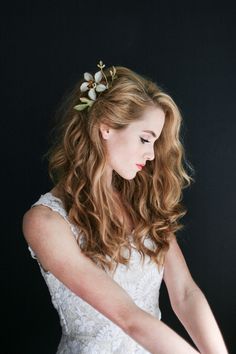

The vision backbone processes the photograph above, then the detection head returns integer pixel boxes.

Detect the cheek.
[109,135,132,154]
[114,145,138,173]
[118,140,137,159]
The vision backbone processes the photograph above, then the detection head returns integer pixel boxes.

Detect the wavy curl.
[44,65,195,274]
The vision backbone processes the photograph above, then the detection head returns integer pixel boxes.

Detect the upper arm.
[22,207,138,332]
[163,235,199,309]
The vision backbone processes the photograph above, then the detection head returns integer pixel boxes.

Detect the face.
[100,106,165,188]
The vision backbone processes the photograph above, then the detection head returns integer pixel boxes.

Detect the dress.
[28,192,164,354]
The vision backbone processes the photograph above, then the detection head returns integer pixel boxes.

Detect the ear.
[99,123,111,140]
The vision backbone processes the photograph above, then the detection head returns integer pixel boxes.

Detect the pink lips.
[136,164,143,170]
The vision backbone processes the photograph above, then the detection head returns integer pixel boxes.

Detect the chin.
[116,170,137,180]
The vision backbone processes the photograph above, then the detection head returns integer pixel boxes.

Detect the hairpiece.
[73,60,117,111]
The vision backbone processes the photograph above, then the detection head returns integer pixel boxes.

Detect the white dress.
[28,192,164,354]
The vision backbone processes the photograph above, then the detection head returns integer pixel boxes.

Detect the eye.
[140,137,150,144]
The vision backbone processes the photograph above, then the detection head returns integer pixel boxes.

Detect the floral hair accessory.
[74,60,117,111]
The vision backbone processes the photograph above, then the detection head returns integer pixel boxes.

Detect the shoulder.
[22,204,70,241]
[22,204,81,270]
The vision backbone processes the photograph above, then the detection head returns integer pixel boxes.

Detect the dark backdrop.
[2,1,235,354]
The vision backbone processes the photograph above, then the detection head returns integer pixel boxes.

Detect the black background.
[2,1,236,353]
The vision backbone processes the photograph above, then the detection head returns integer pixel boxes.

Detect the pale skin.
[22,106,228,353]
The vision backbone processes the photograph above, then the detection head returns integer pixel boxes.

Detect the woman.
[22,61,228,353]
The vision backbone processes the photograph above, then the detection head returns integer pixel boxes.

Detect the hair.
[43,64,195,274]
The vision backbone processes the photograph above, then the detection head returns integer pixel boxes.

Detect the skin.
[99,105,165,189]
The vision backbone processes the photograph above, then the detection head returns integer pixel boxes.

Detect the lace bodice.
[28,192,164,353]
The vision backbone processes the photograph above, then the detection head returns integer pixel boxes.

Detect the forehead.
[128,106,165,134]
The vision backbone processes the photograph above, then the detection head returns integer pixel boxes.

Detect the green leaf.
[87,100,94,107]
[74,104,88,111]
[80,97,91,103]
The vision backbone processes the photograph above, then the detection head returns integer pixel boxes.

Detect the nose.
[144,146,155,161]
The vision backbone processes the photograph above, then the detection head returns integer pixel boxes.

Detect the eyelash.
[140,137,150,144]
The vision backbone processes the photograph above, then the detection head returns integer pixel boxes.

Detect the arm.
[22,207,199,354]
[163,236,229,354]
[174,288,228,354]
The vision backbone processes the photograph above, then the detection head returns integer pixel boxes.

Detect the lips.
[136,164,144,170]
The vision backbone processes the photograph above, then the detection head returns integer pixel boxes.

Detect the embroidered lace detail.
[27,192,164,353]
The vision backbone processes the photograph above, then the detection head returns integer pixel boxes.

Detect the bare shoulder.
[22,204,71,242]
[22,204,82,273]
[23,204,56,227]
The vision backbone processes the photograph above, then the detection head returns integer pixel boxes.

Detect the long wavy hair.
[44,65,195,274]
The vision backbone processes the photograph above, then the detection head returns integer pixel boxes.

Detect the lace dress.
[28,192,164,354]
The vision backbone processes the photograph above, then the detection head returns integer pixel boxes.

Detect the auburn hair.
[44,65,195,274]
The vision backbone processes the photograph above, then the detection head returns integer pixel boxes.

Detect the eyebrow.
[142,130,157,138]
